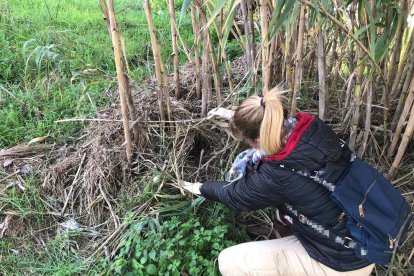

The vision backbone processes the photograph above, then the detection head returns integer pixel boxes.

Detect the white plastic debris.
[59,218,82,230]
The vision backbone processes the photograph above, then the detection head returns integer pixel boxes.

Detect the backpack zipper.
[388,234,397,249]
[358,180,376,218]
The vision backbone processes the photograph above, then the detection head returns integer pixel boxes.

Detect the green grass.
[0,175,45,220]
[0,0,193,148]
[0,232,103,275]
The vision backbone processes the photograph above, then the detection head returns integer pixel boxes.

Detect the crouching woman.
[183,87,375,275]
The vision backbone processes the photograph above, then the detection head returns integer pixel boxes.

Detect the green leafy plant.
[107,206,240,276]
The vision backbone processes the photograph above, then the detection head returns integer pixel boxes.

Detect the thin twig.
[60,153,87,216]
[0,170,21,184]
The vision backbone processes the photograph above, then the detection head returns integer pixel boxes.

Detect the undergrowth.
[106,203,245,276]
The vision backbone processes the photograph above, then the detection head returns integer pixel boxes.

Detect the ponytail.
[230,86,287,155]
[259,86,286,154]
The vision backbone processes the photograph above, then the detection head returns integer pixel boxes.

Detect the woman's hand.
[207,107,234,120]
[181,181,202,195]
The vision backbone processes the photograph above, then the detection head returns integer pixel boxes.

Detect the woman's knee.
[218,247,232,268]
[218,247,243,276]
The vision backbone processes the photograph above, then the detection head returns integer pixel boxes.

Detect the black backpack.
[283,151,412,265]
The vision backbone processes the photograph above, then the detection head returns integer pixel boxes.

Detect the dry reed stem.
[259,0,270,93]
[290,4,305,115]
[144,0,168,121]
[218,10,234,92]
[316,24,328,120]
[190,4,202,99]
[358,80,373,158]
[241,0,255,89]
[197,1,212,116]
[207,32,222,105]
[388,76,414,158]
[391,46,414,131]
[349,35,366,150]
[106,0,133,163]
[60,153,86,216]
[387,0,407,91]
[168,0,181,99]
[390,29,413,101]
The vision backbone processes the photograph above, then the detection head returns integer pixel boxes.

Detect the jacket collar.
[262,112,315,161]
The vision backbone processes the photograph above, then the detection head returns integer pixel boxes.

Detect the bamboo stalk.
[144,0,172,121]
[386,0,407,90]
[100,0,142,148]
[290,4,305,115]
[260,0,271,93]
[172,21,192,63]
[196,1,211,116]
[207,31,222,105]
[168,0,180,99]
[391,47,414,131]
[388,76,414,158]
[247,0,256,89]
[216,8,234,92]
[316,23,328,120]
[390,29,413,100]
[349,4,370,150]
[105,0,133,162]
[204,2,223,105]
[286,25,296,101]
[241,0,255,89]
[331,24,340,105]
[349,47,365,150]
[190,4,201,99]
[217,9,224,63]
[387,99,414,179]
[358,80,372,157]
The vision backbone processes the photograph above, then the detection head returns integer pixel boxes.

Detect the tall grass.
[0,0,193,148]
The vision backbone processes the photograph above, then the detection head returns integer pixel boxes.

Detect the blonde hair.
[230,86,287,155]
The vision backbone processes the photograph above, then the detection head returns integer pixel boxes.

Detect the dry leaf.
[27,136,47,145]
[0,215,13,238]
[20,164,32,175]
[3,159,13,167]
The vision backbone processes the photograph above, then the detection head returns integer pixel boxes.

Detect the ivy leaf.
[149,249,156,261]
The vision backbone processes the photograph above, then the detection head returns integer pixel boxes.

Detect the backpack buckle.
[343,237,355,249]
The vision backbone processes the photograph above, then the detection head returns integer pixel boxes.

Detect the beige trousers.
[218,236,374,276]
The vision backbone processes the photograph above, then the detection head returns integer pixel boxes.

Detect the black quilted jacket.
[200,113,372,271]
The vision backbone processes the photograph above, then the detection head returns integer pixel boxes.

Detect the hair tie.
[260,98,265,108]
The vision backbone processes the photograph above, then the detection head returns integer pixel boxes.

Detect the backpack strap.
[285,203,367,256]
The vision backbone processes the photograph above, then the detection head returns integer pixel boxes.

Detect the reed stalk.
[105,0,133,162]
[168,0,181,99]
[196,1,212,116]
[144,0,172,121]
[259,0,271,93]
[387,98,414,179]
[388,76,414,158]
[290,4,305,115]
[316,23,328,120]
[190,3,202,99]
